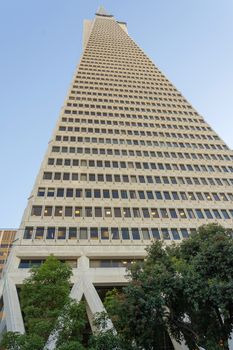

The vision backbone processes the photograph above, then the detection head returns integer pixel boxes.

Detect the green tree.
[1,256,88,350]
[177,224,233,350]
[102,224,233,350]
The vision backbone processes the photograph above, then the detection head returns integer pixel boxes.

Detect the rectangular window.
[132,228,140,240]
[65,207,73,217]
[151,208,159,218]
[180,229,189,238]
[47,188,55,197]
[169,209,178,219]
[129,190,136,199]
[66,189,73,198]
[114,208,121,218]
[104,208,112,217]
[112,190,119,198]
[38,188,45,197]
[178,209,187,218]
[31,206,42,216]
[171,229,180,240]
[76,189,82,198]
[151,228,160,240]
[147,191,154,200]
[111,227,119,240]
[221,210,230,219]
[187,209,195,218]
[68,227,77,240]
[138,191,145,199]
[142,208,150,218]
[55,206,63,217]
[43,172,52,180]
[80,227,88,239]
[57,188,64,197]
[196,209,204,219]
[95,207,102,217]
[164,192,171,200]
[155,191,162,200]
[101,227,109,240]
[74,207,82,217]
[213,209,222,219]
[54,172,61,180]
[142,228,150,240]
[121,228,130,240]
[63,173,70,181]
[44,206,52,217]
[94,189,101,198]
[204,209,213,219]
[35,227,44,239]
[47,227,55,239]
[161,228,170,240]
[85,189,92,198]
[89,174,95,182]
[160,209,169,218]
[57,227,66,239]
[103,190,110,198]
[85,207,92,217]
[123,208,131,218]
[90,227,98,240]
[172,192,179,200]
[133,208,140,218]
[72,173,79,181]
[24,227,33,239]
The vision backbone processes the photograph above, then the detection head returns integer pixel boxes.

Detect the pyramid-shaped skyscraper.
[1,8,233,349]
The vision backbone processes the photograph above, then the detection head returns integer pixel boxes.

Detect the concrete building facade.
[1,7,233,349]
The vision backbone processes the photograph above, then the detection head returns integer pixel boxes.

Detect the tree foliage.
[1,256,88,350]
[102,224,233,350]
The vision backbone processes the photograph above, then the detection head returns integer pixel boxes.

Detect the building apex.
[96,5,113,17]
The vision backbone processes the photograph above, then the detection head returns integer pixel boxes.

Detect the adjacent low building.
[0,230,16,277]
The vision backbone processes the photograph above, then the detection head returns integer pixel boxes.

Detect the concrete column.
[70,281,84,302]
[171,338,190,350]
[3,277,25,334]
[82,277,113,332]
[45,280,84,350]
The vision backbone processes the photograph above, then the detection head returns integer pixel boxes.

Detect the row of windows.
[77,67,178,86]
[66,98,198,114]
[31,205,233,220]
[19,259,77,269]
[69,94,191,110]
[65,104,204,123]
[54,134,227,151]
[60,119,217,143]
[37,187,233,202]
[23,225,192,241]
[42,171,233,187]
[18,258,142,269]
[48,155,233,174]
[61,116,210,132]
[50,144,233,161]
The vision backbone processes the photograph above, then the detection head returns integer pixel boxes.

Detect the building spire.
[96,5,113,17]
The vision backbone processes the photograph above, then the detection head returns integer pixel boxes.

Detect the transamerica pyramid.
[1,7,233,350]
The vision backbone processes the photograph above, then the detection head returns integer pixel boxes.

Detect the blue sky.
[0,0,233,228]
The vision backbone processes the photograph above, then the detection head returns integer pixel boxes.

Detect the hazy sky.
[0,0,232,228]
